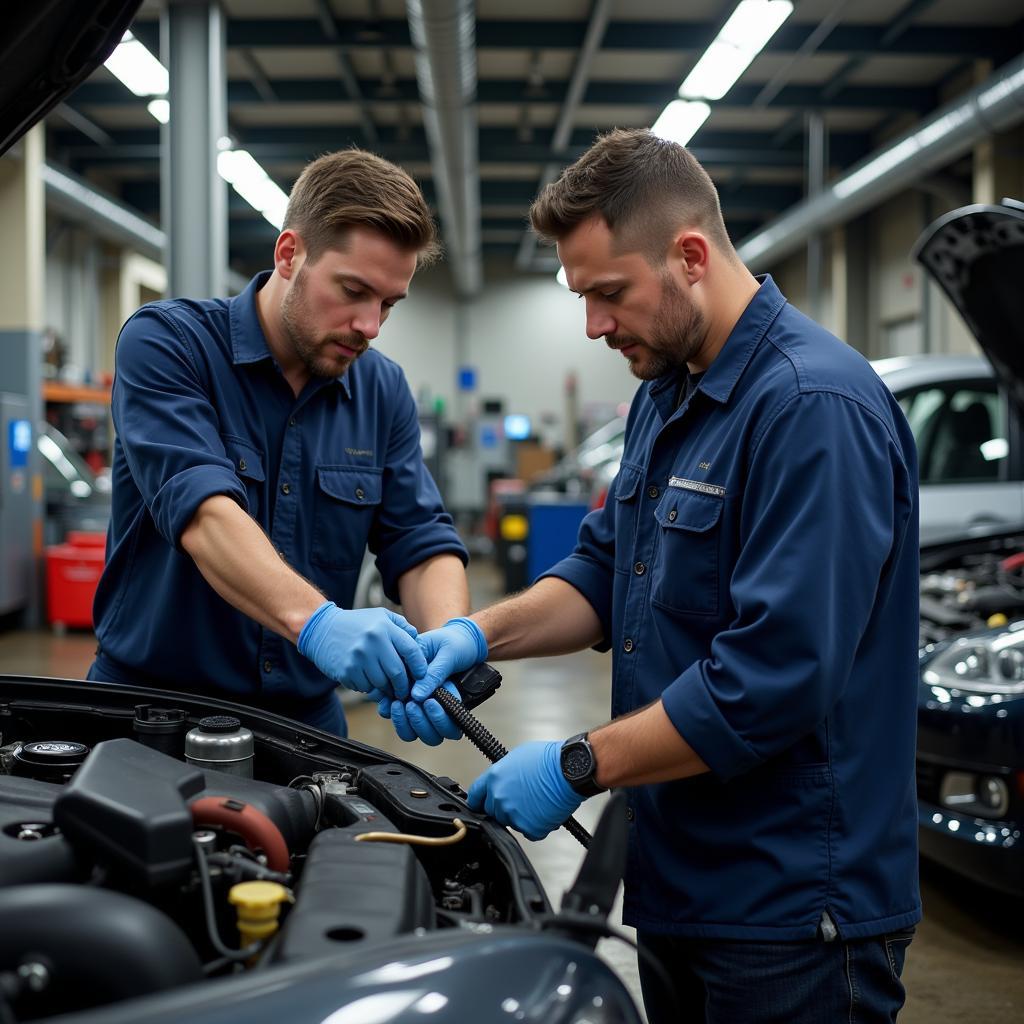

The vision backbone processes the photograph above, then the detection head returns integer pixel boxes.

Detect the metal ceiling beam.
[771,0,938,149]
[168,18,1006,56]
[516,0,612,271]
[71,78,939,113]
[314,0,378,146]
[737,50,1024,271]
[406,0,481,297]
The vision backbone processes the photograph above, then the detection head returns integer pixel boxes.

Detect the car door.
[896,380,1024,543]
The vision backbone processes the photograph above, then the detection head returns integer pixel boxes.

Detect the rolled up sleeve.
[371,378,468,600]
[114,307,246,547]
[661,390,915,780]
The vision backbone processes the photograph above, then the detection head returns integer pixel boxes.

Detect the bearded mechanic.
[87,150,469,736]
[385,130,921,1023]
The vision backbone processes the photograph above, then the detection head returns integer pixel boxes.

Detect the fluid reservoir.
[185,716,254,778]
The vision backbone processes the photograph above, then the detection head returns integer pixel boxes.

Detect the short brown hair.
[530,128,734,263]
[284,149,441,266]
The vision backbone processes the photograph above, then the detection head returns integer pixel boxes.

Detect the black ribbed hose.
[431,686,592,848]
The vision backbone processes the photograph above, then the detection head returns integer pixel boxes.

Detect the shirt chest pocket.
[221,435,266,521]
[612,463,643,574]
[652,488,723,616]
[312,466,383,570]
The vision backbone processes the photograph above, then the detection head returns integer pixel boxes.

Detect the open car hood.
[0,0,141,156]
[914,198,1024,411]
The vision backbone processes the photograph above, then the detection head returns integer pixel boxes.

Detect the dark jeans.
[637,928,914,1024]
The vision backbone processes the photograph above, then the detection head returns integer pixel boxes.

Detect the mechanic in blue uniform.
[385,130,921,1022]
[88,150,470,737]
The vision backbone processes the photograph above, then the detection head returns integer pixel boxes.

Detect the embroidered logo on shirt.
[698,461,712,471]
[669,476,726,497]
[345,447,374,457]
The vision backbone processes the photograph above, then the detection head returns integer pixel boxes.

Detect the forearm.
[180,495,323,643]
[589,700,709,788]
[396,554,470,630]
[472,577,603,660]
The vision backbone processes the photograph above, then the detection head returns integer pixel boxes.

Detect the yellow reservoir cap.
[988,613,1009,629]
[228,881,292,946]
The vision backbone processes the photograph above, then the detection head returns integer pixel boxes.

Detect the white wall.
[376,263,640,445]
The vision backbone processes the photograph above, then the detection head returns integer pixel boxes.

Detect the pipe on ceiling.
[406,0,481,297]
[737,52,1024,271]
[42,162,248,293]
[515,0,613,272]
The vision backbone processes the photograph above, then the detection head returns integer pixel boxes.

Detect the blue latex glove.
[297,601,427,700]
[467,740,583,841]
[377,682,464,746]
[378,617,488,745]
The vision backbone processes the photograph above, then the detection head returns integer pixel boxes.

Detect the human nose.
[585,299,616,340]
[351,303,382,341]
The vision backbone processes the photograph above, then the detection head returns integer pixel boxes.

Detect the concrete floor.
[3,561,1024,1021]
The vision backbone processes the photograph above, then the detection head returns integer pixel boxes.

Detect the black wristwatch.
[560,733,606,797]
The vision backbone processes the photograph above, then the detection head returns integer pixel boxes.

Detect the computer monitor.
[504,414,531,441]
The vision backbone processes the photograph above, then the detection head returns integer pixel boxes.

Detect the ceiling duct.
[42,161,247,292]
[406,0,481,297]
[737,51,1024,271]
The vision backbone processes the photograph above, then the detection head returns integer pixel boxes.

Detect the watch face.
[561,745,592,781]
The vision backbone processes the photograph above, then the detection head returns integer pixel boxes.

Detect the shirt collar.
[649,274,786,410]
[228,271,352,398]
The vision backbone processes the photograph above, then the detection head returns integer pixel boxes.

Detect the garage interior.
[3,0,1024,1020]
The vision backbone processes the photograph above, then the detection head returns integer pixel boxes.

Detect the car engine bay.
[0,682,551,1022]
[919,532,1024,646]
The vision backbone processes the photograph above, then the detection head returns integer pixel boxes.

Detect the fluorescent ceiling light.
[680,1,793,101]
[103,31,288,231]
[556,266,569,288]
[104,31,168,97]
[652,100,712,146]
[147,98,170,124]
[217,148,289,229]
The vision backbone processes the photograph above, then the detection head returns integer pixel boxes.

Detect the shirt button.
[668,509,678,522]
[623,638,634,653]
[647,485,659,499]
[634,561,646,576]
[263,660,272,674]
[355,487,365,500]
[288,417,297,427]
[626,806,635,822]
[238,458,247,472]
[281,483,290,495]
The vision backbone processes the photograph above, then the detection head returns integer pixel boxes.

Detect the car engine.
[0,699,544,1022]
[919,534,1024,645]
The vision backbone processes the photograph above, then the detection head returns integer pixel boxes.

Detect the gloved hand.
[378,682,464,746]
[297,601,427,700]
[377,617,488,745]
[467,740,583,841]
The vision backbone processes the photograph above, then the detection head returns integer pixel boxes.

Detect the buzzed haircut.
[284,149,441,266]
[529,128,735,264]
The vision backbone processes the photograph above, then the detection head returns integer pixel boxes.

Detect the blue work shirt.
[544,276,922,940]
[91,272,467,710]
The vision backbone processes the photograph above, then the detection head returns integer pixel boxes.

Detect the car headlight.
[922,627,1024,694]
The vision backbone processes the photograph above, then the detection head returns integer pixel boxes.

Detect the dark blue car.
[913,201,1024,895]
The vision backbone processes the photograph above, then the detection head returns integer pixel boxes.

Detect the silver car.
[873,355,1018,544]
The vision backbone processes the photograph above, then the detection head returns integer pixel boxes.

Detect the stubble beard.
[610,274,708,381]
[280,267,367,379]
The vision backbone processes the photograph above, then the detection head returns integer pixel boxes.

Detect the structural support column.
[0,127,46,624]
[805,110,827,323]
[162,0,227,298]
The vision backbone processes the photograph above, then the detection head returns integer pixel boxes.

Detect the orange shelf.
[43,381,112,405]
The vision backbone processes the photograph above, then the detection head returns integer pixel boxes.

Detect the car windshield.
[38,424,98,498]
